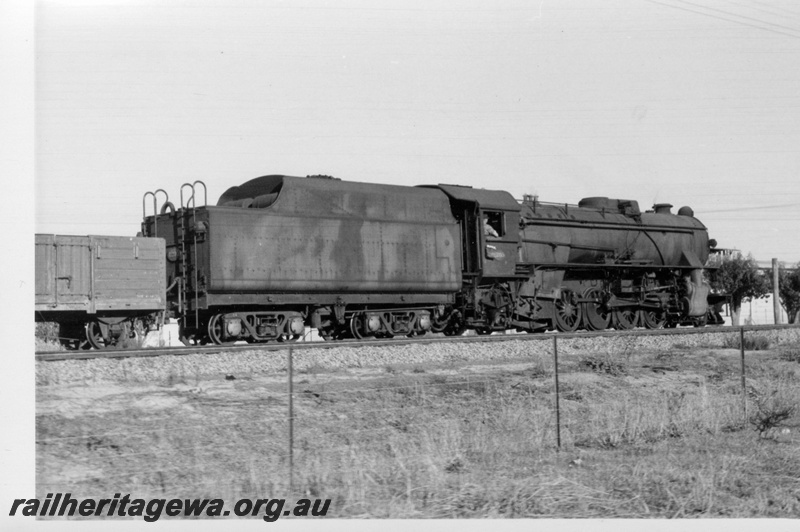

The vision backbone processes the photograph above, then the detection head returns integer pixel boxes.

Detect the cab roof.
[423,184,521,212]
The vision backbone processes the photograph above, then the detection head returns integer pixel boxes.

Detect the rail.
[35,323,800,362]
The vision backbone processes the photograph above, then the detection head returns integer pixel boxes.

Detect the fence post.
[553,336,561,449]
[739,327,747,423]
[288,346,294,493]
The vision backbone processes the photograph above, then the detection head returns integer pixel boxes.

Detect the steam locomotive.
[36,174,721,348]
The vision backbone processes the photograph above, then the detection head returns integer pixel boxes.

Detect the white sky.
[33,0,800,263]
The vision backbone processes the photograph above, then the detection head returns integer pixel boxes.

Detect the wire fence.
[35,327,800,509]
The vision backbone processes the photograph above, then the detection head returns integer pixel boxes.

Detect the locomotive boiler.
[511,196,712,333]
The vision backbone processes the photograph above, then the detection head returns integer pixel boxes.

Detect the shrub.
[35,322,60,342]
[578,354,627,376]
[750,399,796,439]
[723,335,771,351]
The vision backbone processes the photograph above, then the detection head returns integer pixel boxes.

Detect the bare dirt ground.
[36,337,800,518]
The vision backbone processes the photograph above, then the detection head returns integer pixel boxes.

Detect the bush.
[578,355,627,376]
[35,322,60,342]
[750,394,797,439]
[723,335,771,351]
[35,322,67,352]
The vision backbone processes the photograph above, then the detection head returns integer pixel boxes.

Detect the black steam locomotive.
[135,174,718,345]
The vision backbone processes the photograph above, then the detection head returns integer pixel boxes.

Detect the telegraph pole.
[772,258,781,324]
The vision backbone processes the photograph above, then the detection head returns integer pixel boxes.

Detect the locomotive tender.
[135,174,717,346]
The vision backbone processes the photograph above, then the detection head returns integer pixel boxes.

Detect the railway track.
[35,324,800,362]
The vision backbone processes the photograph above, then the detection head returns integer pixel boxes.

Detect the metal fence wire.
[35,326,797,501]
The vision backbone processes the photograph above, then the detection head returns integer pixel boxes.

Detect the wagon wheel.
[612,308,640,330]
[582,288,611,331]
[554,289,582,332]
[86,320,112,350]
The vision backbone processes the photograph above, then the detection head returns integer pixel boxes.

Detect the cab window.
[483,211,504,238]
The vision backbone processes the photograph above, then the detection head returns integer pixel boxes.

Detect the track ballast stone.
[35,328,800,386]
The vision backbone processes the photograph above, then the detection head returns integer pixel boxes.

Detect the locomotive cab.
[426,184,521,280]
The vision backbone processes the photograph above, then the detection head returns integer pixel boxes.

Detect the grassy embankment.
[36,336,800,518]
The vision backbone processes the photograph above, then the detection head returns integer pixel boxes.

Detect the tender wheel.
[439,310,466,336]
[554,289,582,332]
[207,314,234,345]
[444,326,466,337]
[349,314,366,339]
[612,309,640,330]
[430,313,450,334]
[582,288,610,331]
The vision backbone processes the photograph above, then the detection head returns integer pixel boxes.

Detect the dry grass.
[36,340,800,518]
[35,322,66,352]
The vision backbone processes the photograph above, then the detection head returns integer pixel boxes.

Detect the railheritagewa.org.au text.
[9,493,330,522]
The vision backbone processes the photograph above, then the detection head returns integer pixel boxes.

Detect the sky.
[33,0,800,264]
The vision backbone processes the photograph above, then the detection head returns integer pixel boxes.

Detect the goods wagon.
[35,234,166,348]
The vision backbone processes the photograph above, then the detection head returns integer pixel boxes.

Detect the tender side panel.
[197,179,462,294]
[204,209,461,293]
